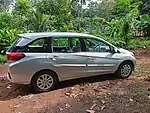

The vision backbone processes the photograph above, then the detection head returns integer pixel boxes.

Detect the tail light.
[7,53,25,61]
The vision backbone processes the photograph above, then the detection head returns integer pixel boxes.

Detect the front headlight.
[130,52,135,57]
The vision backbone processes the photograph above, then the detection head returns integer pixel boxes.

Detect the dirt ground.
[0,49,150,113]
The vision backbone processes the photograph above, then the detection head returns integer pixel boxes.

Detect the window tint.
[84,38,111,52]
[53,38,68,47]
[26,38,48,53]
[8,37,29,52]
[8,37,49,53]
[71,38,81,52]
[52,37,82,53]
[29,38,46,47]
[8,38,21,52]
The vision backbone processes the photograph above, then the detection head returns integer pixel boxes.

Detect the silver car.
[6,32,136,92]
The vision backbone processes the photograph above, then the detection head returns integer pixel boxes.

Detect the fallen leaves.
[88,100,106,112]
[65,92,70,96]
[130,98,134,102]
[13,104,21,108]
[59,107,63,111]
[0,76,5,81]
[65,92,77,98]
[148,95,150,99]
[90,103,97,110]
[144,77,150,81]
[6,84,12,89]
[86,110,95,113]
[65,103,71,109]
[101,100,105,104]
[22,94,34,99]
[100,105,106,110]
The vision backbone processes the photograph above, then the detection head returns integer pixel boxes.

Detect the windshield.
[8,37,31,52]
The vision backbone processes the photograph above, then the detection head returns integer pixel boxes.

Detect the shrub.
[0,28,23,51]
[0,55,7,64]
[127,37,150,50]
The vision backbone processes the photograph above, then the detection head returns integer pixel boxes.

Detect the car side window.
[71,38,82,52]
[53,38,69,53]
[29,39,46,47]
[52,37,82,53]
[84,38,111,52]
[26,38,48,53]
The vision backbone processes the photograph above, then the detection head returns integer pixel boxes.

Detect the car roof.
[16,32,117,48]
[18,32,95,40]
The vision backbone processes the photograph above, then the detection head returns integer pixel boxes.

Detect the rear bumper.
[6,62,33,85]
[6,72,31,84]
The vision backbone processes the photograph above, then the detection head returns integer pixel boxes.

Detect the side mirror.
[114,48,118,53]
[111,47,120,54]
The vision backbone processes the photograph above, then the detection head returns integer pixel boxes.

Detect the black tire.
[115,61,133,79]
[31,70,58,93]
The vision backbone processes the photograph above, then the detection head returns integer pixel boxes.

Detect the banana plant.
[28,10,50,32]
[0,28,22,51]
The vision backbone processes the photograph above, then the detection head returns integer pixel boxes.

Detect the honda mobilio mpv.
[6,32,136,92]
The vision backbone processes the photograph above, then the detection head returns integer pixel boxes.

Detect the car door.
[47,37,87,81]
[83,37,120,75]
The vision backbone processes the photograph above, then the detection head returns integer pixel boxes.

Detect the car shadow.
[0,74,118,101]
[58,74,118,89]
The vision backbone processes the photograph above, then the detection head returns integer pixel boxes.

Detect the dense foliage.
[0,0,149,51]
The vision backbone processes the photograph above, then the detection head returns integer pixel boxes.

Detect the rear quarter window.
[26,38,49,53]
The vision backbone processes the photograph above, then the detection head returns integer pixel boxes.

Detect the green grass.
[127,37,150,50]
[0,55,7,64]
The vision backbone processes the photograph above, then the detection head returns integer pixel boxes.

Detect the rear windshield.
[8,37,49,53]
[8,37,31,52]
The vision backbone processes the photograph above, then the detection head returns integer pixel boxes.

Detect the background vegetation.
[0,0,150,54]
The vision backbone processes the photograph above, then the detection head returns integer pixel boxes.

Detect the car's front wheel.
[31,70,58,93]
[115,61,133,79]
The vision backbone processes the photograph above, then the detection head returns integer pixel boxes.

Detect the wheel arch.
[118,60,134,71]
[30,69,60,84]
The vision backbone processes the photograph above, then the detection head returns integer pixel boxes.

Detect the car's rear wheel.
[115,61,133,78]
[31,70,58,93]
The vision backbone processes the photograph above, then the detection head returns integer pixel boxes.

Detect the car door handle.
[88,57,94,61]
[53,56,59,61]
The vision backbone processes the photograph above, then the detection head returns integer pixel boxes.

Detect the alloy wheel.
[37,74,54,90]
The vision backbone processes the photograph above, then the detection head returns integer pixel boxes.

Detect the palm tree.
[71,0,86,31]
[29,10,50,32]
